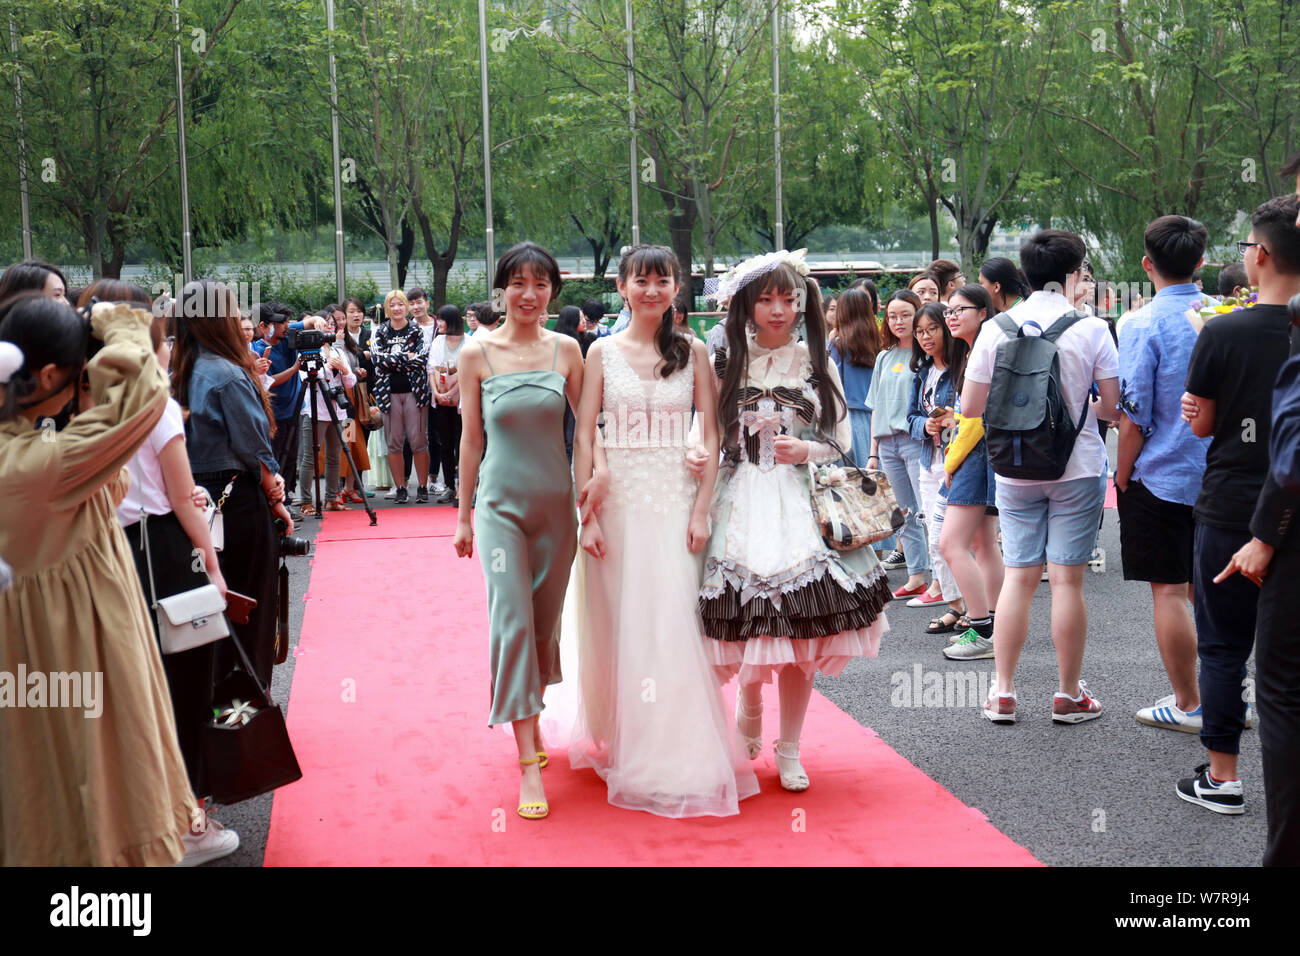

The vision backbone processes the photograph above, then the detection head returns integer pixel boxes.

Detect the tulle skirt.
[564,449,759,818]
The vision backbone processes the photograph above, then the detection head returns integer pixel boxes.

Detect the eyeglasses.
[942,305,979,319]
[1238,240,1267,258]
[915,325,943,337]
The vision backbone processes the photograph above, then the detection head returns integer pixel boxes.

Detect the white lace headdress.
[704,249,810,305]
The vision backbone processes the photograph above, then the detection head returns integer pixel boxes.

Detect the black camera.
[273,517,311,556]
[325,382,355,416]
[287,328,328,353]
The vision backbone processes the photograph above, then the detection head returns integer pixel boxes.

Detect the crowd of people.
[1,149,1298,866]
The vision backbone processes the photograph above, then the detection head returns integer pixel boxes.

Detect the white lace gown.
[567,337,760,817]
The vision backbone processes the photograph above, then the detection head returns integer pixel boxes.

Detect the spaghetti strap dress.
[475,337,578,726]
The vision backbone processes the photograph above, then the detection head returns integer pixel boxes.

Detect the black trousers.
[433,405,461,489]
[193,470,280,689]
[122,513,215,797]
[1191,522,1257,756]
[1257,545,1300,865]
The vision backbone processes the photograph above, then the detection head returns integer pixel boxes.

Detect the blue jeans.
[877,432,928,575]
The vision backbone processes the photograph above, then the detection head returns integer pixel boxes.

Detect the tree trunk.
[397,217,415,290]
[927,199,940,262]
[412,193,463,309]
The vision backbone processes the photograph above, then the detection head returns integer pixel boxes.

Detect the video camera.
[286,327,328,355]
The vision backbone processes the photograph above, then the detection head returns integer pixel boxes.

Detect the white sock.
[777,668,815,746]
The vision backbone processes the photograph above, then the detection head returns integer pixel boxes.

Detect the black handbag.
[202,626,303,805]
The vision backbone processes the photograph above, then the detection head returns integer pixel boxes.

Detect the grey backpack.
[983,310,1091,480]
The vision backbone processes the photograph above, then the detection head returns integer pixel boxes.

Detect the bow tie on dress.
[741,409,785,435]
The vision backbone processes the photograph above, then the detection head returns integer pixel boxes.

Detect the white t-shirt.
[118,398,186,526]
[964,290,1119,486]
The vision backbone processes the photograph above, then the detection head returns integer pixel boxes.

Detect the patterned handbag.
[808,438,906,551]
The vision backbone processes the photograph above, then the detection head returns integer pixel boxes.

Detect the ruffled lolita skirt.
[699,459,890,684]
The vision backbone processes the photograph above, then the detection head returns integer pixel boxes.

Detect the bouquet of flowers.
[1187,289,1258,332]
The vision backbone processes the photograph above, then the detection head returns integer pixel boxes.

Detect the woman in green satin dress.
[454,242,584,821]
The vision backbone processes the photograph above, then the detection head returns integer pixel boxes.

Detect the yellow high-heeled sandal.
[517,757,548,820]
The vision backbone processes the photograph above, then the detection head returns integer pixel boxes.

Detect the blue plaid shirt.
[1118,283,1214,506]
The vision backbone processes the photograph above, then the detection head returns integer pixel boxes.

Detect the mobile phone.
[224,589,258,625]
[929,406,949,419]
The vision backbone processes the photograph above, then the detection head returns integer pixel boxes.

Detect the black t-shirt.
[1185,304,1293,530]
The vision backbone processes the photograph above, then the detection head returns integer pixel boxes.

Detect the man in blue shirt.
[1115,215,1214,733]
[252,302,305,499]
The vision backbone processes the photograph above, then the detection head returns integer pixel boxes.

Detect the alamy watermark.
[0,665,103,718]
[890,664,992,709]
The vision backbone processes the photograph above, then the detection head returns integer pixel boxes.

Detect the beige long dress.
[0,303,198,866]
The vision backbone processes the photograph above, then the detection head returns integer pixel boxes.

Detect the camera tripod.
[301,352,377,527]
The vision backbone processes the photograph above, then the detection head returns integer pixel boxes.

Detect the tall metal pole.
[477,0,494,292]
[9,17,31,260]
[771,0,783,251]
[326,0,346,303]
[625,0,640,247]
[172,0,193,283]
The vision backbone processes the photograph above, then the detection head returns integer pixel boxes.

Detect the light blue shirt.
[864,346,915,438]
[1118,283,1214,506]
[610,306,632,335]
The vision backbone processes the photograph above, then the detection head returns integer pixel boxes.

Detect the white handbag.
[141,512,230,655]
[205,479,235,552]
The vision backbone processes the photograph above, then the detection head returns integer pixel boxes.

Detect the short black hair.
[469,301,498,326]
[436,303,464,335]
[1019,229,1087,291]
[405,287,427,303]
[492,242,563,298]
[256,301,294,326]
[1143,215,1208,281]
[580,298,606,324]
[1251,194,1300,276]
[1217,263,1248,297]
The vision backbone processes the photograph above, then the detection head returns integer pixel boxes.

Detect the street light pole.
[625,0,639,247]
[477,0,495,292]
[326,0,346,303]
[772,0,783,251]
[173,0,193,283]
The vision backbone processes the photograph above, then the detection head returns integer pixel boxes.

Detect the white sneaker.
[432,481,448,496]
[176,810,239,867]
[1136,693,1201,733]
[384,487,398,500]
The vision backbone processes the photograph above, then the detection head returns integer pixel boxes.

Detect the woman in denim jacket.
[906,303,964,632]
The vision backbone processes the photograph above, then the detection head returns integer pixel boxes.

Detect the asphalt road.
[212,472,1267,868]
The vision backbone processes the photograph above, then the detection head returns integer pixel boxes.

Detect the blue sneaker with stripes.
[1136,694,1201,733]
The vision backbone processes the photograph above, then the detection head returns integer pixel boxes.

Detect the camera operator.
[0,292,199,866]
[173,280,292,688]
[297,317,357,515]
[252,302,305,503]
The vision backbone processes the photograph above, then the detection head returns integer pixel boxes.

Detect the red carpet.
[264,508,1040,866]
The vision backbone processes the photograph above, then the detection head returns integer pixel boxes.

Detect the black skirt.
[122,511,216,797]
[193,470,280,689]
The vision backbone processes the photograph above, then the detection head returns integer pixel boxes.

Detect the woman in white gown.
[569,245,758,817]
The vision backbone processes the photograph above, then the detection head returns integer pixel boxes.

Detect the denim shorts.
[995,473,1107,567]
[942,438,997,509]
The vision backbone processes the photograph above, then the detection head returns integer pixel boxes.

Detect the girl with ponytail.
[696,251,891,793]
[569,243,758,817]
